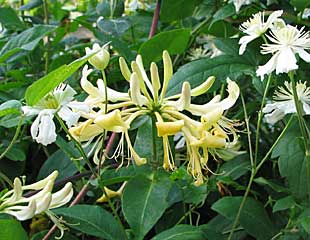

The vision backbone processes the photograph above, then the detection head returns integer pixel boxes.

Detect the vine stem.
[289,72,310,200]
[0,115,24,161]
[42,1,162,239]
[228,113,294,240]
[151,115,157,164]
[254,74,272,166]
[227,86,293,240]
[55,114,97,177]
[148,0,161,38]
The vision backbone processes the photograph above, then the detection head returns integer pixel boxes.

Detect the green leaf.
[53,205,127,240]
[166,55,255,96]
[0,219,28,240]
[254,177,289,193]
[37,149,78,181]
[122,173,173,239]
[272,119,308,200]
[0,25,56,63]
[218,154,251,181]
[138,29,191,66]
[0,100,21,117]
[134,116,163,162]
[212,196,277,240]
[290,0,310,10]
[1,146,26,162]
[0,7,25,30]
[301,217,310,234]
[94,29,135,61]
[152,225,205,240]
[19,0,43,11]
[100,166,137,186]
[210,3,235,26]
[25,53,93,106]
[97,18,130,36]
[160,0,202,22]
[273,196,296,213]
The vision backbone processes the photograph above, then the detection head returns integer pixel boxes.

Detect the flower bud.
[85,43,110,70]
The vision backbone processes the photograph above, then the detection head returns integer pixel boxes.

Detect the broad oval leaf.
[212,196,277,240]
[0,219,28,240]
[53,205,127,240]
[160,0,202,22]
[152,225,205,240]
[272,119,307,200]
[122,174,172,239]
[138,28,191,67]
[166,55,255,96]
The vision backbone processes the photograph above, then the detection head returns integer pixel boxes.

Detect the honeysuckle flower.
[85,43,110,70]
[71,50,240,185]
[23,84,89,146]
[256,24,310,79]
[229,0,253,13]
[239,10,283,55]
[0,171,73,221]
[80,65,130,107]
[263,81,310,124]
[124,0,149,14]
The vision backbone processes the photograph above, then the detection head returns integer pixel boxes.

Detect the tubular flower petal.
[119,57,131,81]
[69,119,102,142]
[156,120,184,137]
[160,50,173,100]
[0,170,73,224]
[94,109,129,132]
[70,50,240,185]
[129,73,148,106]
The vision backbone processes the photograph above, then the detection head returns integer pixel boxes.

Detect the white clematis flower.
[257,24,310,80]
[230,0,253,13]
[23,84,89,146]
[239,10,283,55]
[263,81,310,124]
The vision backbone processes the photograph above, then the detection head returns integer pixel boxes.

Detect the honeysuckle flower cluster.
[239,10,310,80]
[69,50,240,185]
[23,84,89,146]
[263,81,310,124]
[0,171,73,221]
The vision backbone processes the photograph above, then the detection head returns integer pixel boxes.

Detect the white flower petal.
[275,48,298,74]
[264,109,285,124]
